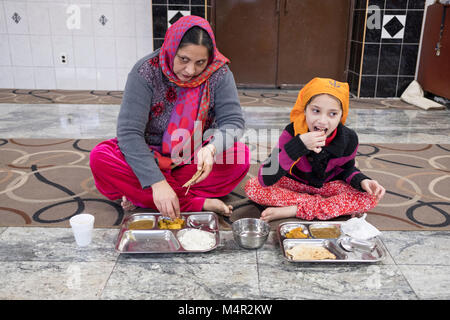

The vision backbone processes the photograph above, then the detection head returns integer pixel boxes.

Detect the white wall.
[0,0,153,90]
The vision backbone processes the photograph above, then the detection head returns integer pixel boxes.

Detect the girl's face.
[305,94,342,136]
[173,44,209,82]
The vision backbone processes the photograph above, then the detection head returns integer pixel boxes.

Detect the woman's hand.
[152,179,181,219]
[361,179,385,201]
[194,144,216,184]
[300,131,326,153]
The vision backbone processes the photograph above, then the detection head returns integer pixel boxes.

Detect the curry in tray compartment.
[285,227,309,239]
[158,217,185,229]
[128,219,154,230]
[309,226,341,238]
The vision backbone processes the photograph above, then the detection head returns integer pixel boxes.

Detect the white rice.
[178,229,216,251]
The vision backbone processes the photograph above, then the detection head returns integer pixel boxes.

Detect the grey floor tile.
[381,231,450,265]
[101,262,260,300]
[258,263,417,300]
[398,265,450,299]
[1,104,449,144]
[0,227,119,262]
[0,261,115,300]
[0,104,119,139]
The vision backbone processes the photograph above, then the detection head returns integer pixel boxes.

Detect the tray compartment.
[187,213,217,230]
[339,236,376,253]
[157,216,186,229]
[126,214,156,230]
[279,223,309,238]
[283,239,347,261]
[344,238,386,261]
[116,230,180,253]
[308,223,341,239]
[176,228,219,252]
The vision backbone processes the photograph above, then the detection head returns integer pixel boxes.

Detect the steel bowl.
[232,218,270,249]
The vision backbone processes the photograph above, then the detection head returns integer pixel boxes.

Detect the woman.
[90,16,250,219]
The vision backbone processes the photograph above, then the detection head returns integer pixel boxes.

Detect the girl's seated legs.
[245,176,378,222]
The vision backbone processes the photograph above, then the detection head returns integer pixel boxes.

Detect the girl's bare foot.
[203,198,233,217]
[351,212,364,219]
[121,196,136,211]
[260,206,297,222]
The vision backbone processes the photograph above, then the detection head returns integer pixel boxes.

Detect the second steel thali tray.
[278,221,386,263]
[115,212,220,254]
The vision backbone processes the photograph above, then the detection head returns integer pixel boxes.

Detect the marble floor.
[0,99,450,300]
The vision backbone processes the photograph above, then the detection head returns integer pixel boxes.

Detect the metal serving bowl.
[232,218,270,249]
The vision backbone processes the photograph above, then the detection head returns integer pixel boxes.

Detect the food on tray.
[310,226,341,238]
[128,219,154,230]
[286,244,336,261]
[158,217,185,229]
[285,227,308,239]
[178,229,216,251]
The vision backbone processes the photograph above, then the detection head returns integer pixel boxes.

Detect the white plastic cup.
[69,213,95,247]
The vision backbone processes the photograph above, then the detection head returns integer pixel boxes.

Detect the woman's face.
[305,94,342,136]
[173,44,209,82]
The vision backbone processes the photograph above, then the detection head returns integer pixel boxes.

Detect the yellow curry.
[158,217,185,230]
[285,227,308,239]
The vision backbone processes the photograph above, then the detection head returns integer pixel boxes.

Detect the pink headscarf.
[158,16,229,162]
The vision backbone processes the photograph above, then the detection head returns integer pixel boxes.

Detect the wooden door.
[417,3,450,99]
[277,0,351,87]
[214,0,279,87]
[214,0,351,87]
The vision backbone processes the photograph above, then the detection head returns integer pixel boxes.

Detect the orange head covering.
[290,77,349,136]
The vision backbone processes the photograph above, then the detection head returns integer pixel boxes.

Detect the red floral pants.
[244,176,378,220]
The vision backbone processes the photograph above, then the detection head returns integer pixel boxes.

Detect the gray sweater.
[117,51,245,189]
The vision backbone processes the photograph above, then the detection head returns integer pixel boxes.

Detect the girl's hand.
[300,131,326,153]
[152,180,181,219]
[194,144,216,184]
[361,179,385,201]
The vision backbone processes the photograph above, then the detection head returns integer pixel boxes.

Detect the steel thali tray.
[115,212,220,253]
[278,221,386,263]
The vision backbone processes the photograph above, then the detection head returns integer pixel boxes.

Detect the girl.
[90,16,250,219]
[245,77,385,222]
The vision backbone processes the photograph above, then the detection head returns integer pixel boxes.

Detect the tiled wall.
[348,0,426,97]
[0,0,429,94]
[0,0,211,90]
[152,0,211,50]
[0,0,153,90]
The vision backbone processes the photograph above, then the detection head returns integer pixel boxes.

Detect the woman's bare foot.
[203,198,233,217]
[121,196,136,211]
[260,206,297,222]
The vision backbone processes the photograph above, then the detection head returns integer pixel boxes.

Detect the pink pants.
[245,176,378,220]
[90,138,250,212]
